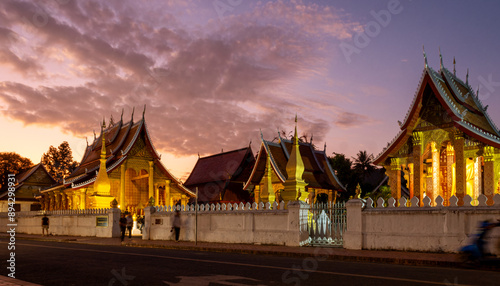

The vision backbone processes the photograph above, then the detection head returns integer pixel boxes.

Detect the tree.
[0,152,33,189]
[328,152,357,200]
[352,150,375,175]
[42,141,79,182]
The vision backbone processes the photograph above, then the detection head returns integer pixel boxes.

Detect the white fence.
[0,208,121,238]
[345,194,500,254]
[143,201,310,246]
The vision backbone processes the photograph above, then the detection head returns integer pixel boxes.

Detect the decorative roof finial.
[120,108,124,122]
[466,68,469,85]
[477,85,480,98]
[93,130,96,140]
[131,107,135,122]
[422,45,428,68]
[86,137,88,146]
[310,133,313,144]
[453,57,456,76]
[102,117,106,130]
[197,152,200,158]
[294,114,298,144]
[439,47,443,70]
[260,128,264,141]
[323,142,327,152]
[142,104,146,120]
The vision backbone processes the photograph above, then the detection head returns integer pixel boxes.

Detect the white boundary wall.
[142,201,310,246]
[0,209,121,238]
[345,194,500,254]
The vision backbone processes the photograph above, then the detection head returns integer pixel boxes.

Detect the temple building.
[39,109,195,213]
[374,52,500,206]
[183,146,255,203]
[244,118,345,204]
[0,163,57,212]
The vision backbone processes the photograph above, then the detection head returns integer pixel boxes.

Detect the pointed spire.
[422,45,428,68]
[142,104,146,120]
[466,68,469,85]
[100,120,106,160]
[453,57,456,75]
[323,142,327,152]
[102,117,106,130]
[439,47,443,70]
[260,128,264,141]
[293,114,298,145]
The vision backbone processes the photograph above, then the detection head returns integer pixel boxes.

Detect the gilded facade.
[374,53,500,206]
[39,111,195,214]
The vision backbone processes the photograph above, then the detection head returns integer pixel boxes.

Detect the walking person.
[41,214,49,236]
[171,210,181,242]
[119,213,127,242]
[126,213,133,239]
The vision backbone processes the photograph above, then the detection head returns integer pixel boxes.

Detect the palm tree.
[352,150,375,175]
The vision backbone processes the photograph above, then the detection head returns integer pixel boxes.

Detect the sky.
[1,0,500,181]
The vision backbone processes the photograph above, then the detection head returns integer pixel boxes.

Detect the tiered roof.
[244,134,345,192]
[0,163,56,200]
[374,52,500,165]
[184,146,255,202]
[46,111,194,197]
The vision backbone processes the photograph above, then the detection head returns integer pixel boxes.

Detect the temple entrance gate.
[306,201,346,247]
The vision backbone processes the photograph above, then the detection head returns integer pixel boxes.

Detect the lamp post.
[195,187,198,245]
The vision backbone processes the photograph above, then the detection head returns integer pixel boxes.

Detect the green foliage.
[329,150,377,202]
[0,152,33,189]
[364,185,392,206]
[41,141,79,182]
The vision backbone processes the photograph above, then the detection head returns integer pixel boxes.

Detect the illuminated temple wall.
[385,129,500,206]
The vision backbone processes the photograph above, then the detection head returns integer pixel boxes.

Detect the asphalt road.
[1,239,499,286]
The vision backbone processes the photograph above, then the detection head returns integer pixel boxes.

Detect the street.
[1,239,499,286]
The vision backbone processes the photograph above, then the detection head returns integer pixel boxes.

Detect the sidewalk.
[2,233,465,268]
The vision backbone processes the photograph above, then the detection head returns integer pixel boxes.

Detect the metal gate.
[306,201,346,247]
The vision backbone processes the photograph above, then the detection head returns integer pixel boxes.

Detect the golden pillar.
[408,164,414,199]
[54,192,61,210]
[412,131,424,206]
[473,157,482,202]
[165,180,171,207]
[120,164,126,210]
[80,189,86,210]
[431,142,440,206]
[181,194,188,206]
[261,154,273,203]
[154,184,160,206]
[148,161,154,202]
[483,146,496,205]
[389,158,401,204]
[454,132,466,205]
[254,185,260,205]
[446,144,454,206]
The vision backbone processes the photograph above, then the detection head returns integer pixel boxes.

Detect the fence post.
[107,208,121,238]
[287,201,309,246]
[143,206,155,240]
[344,199,363,250]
